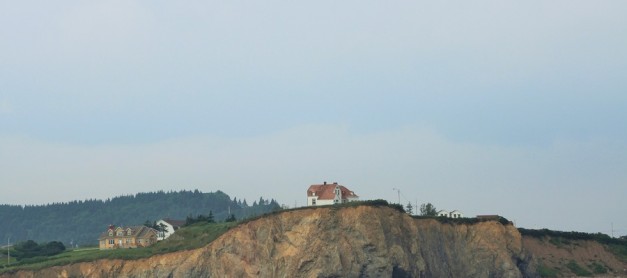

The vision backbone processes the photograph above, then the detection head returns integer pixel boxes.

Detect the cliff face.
[523,236,627,277]
[5,206,533,278]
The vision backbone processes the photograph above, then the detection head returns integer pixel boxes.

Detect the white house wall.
[155,220,176,241]
[315,199,336,206]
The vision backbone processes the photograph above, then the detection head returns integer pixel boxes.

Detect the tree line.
[0,190,281,246]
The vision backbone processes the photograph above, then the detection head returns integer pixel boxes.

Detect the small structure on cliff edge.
[437,209,464,218]
[307,181,359,206]
[98,225,158,250]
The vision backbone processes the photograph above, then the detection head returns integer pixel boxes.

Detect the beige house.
[98,225,157,249]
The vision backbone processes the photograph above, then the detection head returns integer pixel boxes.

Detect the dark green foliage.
[12,240,65,260]
[608,244,627,261]
[518,228,627,245]
[185,211,216,225]
[0,190,281,246]
[411,215,512,226]
[565,260,591,276]
[404,202,413,215]
[537,264,560,277]
[225,214,236,222]
[419,203,437,216]
[588,261,608,274]
[498,216,512,225]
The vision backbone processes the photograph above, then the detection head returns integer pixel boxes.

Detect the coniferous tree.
[225,214,236,222]
[207,211,215,223]
[405,202,414,215]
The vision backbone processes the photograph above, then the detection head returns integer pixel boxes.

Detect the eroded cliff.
[4,206,533,278]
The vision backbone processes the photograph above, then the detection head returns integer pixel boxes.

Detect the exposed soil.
[523,236,627,277]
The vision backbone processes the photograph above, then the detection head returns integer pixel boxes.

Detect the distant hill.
[0,190,280,246]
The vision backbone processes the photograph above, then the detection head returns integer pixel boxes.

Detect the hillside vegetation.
[0,190,280,246]
[2,202,534,277]
[1,221,236,274]
[519,228,627,277]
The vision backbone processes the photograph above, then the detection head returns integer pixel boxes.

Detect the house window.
[312,199,316,205]
[109,231,113,236]
[127,229,132,236]
[109,239,114,244]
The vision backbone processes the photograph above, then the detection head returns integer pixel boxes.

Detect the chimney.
[323,181,327,185]
[333,182,338,185]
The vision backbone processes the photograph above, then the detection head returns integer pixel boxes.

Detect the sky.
[1,1,626,236]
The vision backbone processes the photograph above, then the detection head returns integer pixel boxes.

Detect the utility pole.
[392,188,400,204]
[415,198,418,216]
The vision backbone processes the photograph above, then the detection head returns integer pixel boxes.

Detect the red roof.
[307,182,358,200]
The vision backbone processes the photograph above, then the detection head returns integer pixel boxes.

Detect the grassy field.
[0,222,237,274]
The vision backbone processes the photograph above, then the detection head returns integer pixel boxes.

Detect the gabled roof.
[307,182,358,200]
[160,218,185,228]
[98,225,157,239]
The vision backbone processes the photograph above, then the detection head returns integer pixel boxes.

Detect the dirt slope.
[523,236,627,277]
[3,205,533,278]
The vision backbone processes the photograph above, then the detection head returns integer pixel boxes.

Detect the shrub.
[537,264,560,278]
[588,261,608,274]
[12,240,66,260]
[566,260,591,276]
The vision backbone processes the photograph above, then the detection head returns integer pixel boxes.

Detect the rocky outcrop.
[4,206,534,277]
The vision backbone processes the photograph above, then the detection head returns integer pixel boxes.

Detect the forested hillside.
[0,190,280,246]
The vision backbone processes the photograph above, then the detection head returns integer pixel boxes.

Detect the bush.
[537,264,560,278]
[12,240,65,260]
[588,261,608,274]
[518,228,623,244]
[566,260,591,276]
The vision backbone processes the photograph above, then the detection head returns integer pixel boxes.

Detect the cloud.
[1,125,625,234]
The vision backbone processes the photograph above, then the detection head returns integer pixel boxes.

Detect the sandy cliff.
[4,206,534,278]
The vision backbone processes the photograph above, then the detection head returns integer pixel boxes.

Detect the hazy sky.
[1,1,626,236]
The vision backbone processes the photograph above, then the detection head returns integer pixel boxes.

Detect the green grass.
[548,237,571,248]
[565,260,592,277]
[0,253,18,268]
[0,221,236,274]
[537,264,560,278]
[608,243,627,262]
[588,261,608,274]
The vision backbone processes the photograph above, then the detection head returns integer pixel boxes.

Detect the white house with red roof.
[307,182,359,206]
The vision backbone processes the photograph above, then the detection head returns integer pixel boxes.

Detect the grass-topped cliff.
[1,201,531,277]
[1,201,625,277]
